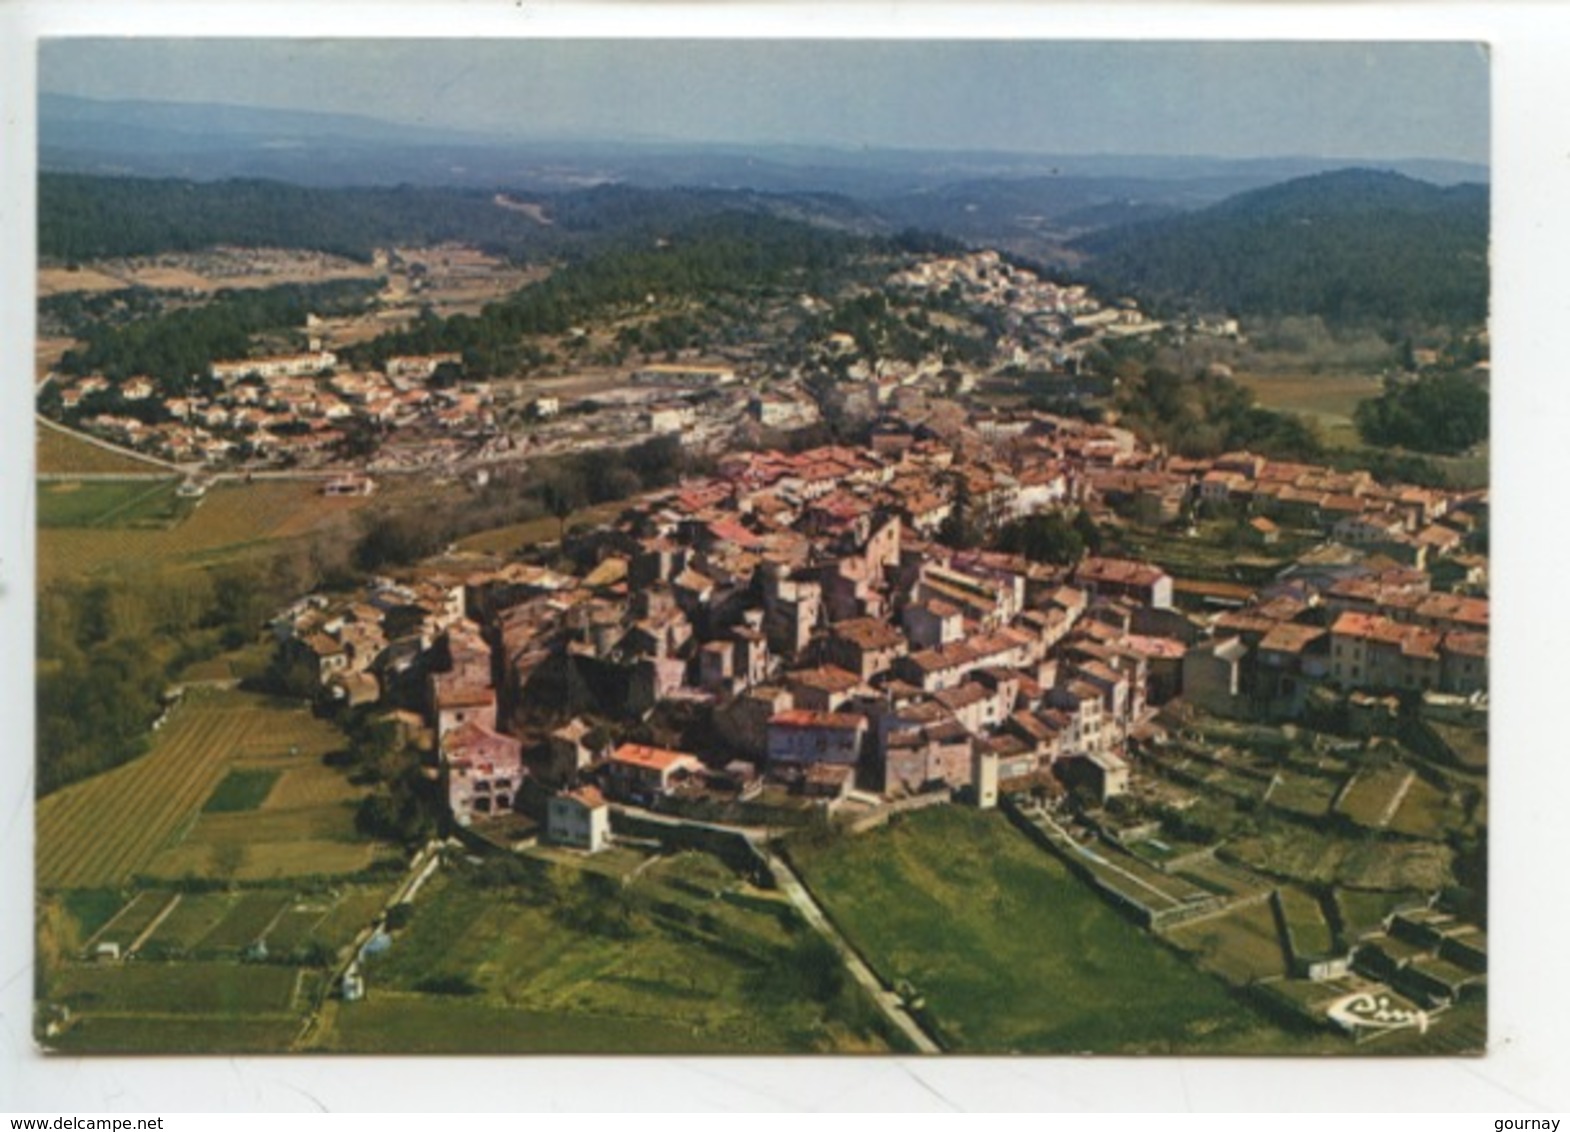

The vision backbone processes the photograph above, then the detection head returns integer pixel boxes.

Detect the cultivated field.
[789,807,1330,1054]
[317,994,740,1056]
[1266,769,1344,819]
[1276,886,1336,961]
[45,1016,304,1055]
[38,479,374,582]
[51,960,303,1015]
[36,689,381,890]
[1228,824,1454,892]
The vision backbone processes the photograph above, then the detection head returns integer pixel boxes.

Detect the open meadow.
[1234,370,1382,448]
[787,806,1344,1054]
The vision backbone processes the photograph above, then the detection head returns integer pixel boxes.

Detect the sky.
[39,38,1490,163]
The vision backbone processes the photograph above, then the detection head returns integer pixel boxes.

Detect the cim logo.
[1327,991,1430,1034]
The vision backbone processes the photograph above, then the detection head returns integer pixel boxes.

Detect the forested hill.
[1070,169,1489,329]
[37,173,885,264]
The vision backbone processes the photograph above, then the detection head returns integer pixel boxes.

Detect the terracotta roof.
[611,743,700,771]
[1075,557,1168,588]
[769,709,867,731]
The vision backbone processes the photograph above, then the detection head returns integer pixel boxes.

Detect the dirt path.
[764,850,943,1054]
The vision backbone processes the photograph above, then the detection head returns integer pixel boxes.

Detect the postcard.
[26,33,1493,1069]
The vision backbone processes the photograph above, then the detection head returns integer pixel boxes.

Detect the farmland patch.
[202,769,280,813]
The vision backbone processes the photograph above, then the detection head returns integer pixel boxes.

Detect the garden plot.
[138,891,239,957]
[1276,886,1336,963]
[1265,769,1346,819]
[1164,899,1291,985]
[1336,766,1415,829]
[1385,775,1465,840]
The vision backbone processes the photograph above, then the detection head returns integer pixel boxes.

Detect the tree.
[540,471,586,542]
[1072,508,1105,556]
[994,512,1085,565]
[1354,372,1489,455]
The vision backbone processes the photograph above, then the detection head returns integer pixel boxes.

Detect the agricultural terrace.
[787,806,1338,1054]
[37,688,389,889]
[1276,886,1336,961]
[1164,899,1290,985]
[37,478,379,583]
[41,959,318,1055]
[1227,822,1455,892]
[312,851,891,1055]
[1385,774,1469,840]
[1336,766,1417,829]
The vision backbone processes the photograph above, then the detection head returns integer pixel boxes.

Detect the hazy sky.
[40,39,1489,163]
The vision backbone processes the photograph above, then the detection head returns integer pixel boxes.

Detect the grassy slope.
[789,806,1341,1054]
[316,856,882,1055]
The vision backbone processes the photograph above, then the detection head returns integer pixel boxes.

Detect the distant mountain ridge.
[40,91,1490,195]
[1070,168,1489,328]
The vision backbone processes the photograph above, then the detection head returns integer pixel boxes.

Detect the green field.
[62,889,126,940]
[45,1015,304,1055]
[91,891,177,952]
[789,806,1332,1054]
[1386,775,1465,840]
[317,993,761,1055]
[1267,770,1344,819]
[203,769,281,813]
[139,892,239,956]
[51,961,302,1015]
[1229,821,1454,892]
[37,479,183,528]
[1235,371,1382,448]
[312,853,885,1055]
[1276,887,1335,960]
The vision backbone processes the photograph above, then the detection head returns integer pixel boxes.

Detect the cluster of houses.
[49,350,493,467]
[268,400,1485,853]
